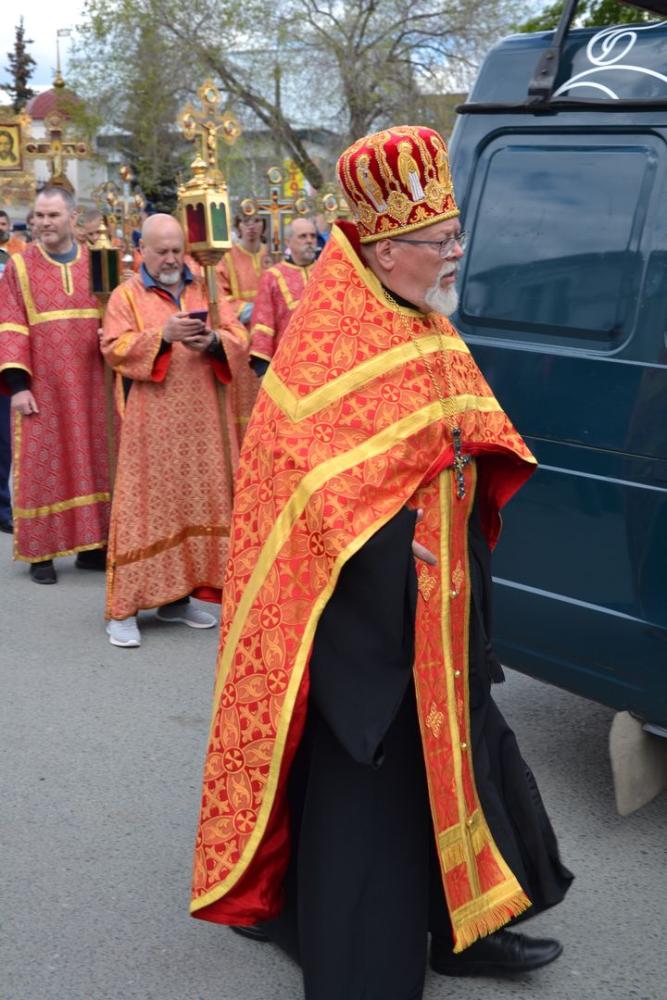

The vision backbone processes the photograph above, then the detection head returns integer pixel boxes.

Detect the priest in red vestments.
[248,217,317,374]
[190,127,572,999]
[217,212,268,445]
[217,213,268,324]
[0,187,112,584]
[101,214,248,648]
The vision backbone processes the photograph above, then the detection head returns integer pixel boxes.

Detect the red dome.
[26,85,81,121]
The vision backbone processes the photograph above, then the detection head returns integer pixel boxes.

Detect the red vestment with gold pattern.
[217,244,268,445]
[217,244,268,319]
[190,222,538,952]
[101,270,248,620]
[249,260,314,363]
[0,243,112,562]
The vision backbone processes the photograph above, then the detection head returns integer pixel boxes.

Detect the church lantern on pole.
[177,81,241,326]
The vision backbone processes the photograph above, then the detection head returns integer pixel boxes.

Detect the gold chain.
[383,288,471,499]
[383,288,454,425]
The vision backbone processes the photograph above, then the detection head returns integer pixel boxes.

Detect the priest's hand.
[163,313,206,343]
[183,330,217,353]
[11,390,39,416]
[412,508,437,566]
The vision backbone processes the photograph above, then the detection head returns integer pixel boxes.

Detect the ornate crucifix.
[177,80,241,326]
[24,110,89,193]
[452,427,472,500]
[178,80,241,182]
[240,166,309,260]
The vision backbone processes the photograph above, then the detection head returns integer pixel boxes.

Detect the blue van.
[449,12,667,736]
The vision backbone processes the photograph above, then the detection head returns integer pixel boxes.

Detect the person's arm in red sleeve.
[0,256,32,396]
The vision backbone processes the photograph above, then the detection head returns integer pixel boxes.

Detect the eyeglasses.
[392,232,468,258]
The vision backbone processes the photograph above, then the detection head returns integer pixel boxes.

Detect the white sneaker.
[106,616,141,647]
[155,603,217,629]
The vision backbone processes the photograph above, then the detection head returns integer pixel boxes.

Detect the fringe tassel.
[452,889,532,954]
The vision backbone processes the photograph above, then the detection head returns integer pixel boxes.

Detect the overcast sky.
[1,1,86,92]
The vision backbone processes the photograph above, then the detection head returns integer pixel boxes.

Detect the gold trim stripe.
[13,253,99,325]
[114,524,229,568]
[252,322,274,338]
[263,334,470,422]
[0,323,29,337]
[14,491,111,520]
[0,362,32,377]
[14,540,107,565]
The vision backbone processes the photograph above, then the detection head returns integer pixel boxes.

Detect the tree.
[517,0,658,32]
[71,0,525,190]
[2,18,37,112]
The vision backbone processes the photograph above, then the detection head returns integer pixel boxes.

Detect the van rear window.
[460,137,662,351]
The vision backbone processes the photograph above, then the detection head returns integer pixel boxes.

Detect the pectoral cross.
[452,427,472,500]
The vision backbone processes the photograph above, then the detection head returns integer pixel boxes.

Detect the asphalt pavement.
[1,530,665,1000]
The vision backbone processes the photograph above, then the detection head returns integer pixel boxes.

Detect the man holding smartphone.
[100,213,248,648]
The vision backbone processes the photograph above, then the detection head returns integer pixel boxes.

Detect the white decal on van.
[554,22,667,99]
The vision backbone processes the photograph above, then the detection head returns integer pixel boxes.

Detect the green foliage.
[518,0,658,32]
[70,0,527,192]
[2,18,37,112]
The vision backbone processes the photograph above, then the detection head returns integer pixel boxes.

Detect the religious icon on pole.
[0,109,36,205]
[177,79,241,327]
[0,124,23,171]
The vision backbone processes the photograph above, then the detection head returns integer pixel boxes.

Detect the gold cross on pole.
[178,80,241,183]
[24,110,89,193]
[240,166,309,260]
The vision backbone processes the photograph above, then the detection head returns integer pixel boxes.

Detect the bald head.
[286,217,317,266]
[140,214,185,287]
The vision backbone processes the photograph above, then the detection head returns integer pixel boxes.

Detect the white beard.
[159,269,181,286]
[424,265,459,317]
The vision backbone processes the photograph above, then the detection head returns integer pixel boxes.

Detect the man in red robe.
[101,214,248,648]
[190,127,573,999]
[217,212,268,325]
[217,212,268,445]
[0,187,112,583]
[249,217,317,374]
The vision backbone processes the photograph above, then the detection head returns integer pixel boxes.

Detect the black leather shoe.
[29,559,57,584]
[230,925,270,944]
[75,548,107,570]
[0,517,13,534]
[430,929,563,976]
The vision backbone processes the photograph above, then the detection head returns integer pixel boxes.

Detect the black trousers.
[266,683,433,1000]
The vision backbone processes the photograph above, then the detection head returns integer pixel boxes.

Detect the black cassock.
[263,500,573,1000]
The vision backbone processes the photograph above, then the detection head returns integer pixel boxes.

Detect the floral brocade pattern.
[102,275,247,619]
[191,224,536,944]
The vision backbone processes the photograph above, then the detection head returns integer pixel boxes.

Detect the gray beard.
[424,280,459,317]
[158,270,181,286]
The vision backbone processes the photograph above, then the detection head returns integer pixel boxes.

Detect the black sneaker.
[29,559,57,584]
[75,548,107,570]
[0,517,13,534]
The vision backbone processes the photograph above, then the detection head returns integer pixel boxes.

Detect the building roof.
[26,76,81,121]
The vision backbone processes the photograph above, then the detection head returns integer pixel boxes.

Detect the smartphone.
[187,309,208,323]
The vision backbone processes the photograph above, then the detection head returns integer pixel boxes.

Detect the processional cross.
[177,80,241,326]
[24,110,89,193]
[240,166,309,261]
